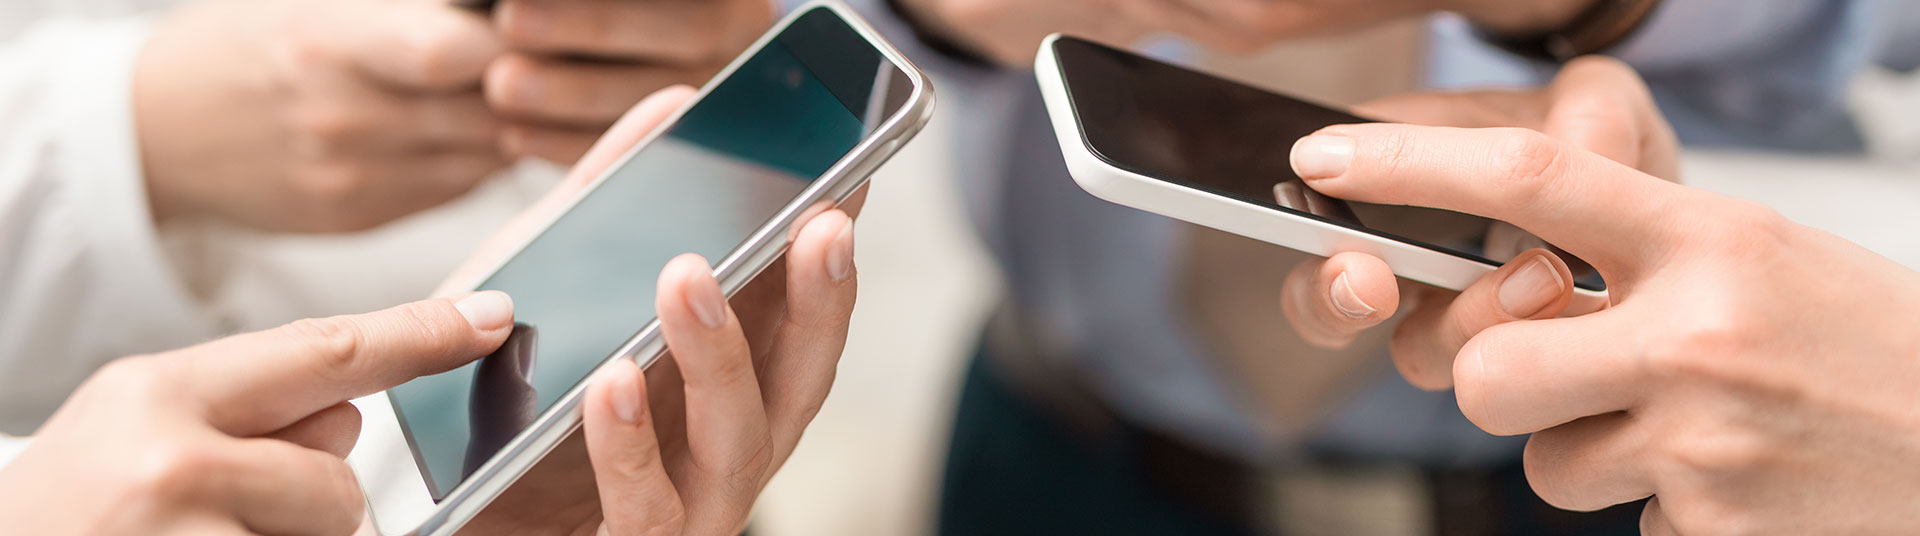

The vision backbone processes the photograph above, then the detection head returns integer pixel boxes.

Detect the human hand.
[1277,57,1676,387]
[483,0,774,164]
[0,293,515,534]
[893,0,1595,66]
[434,86,861,535]
[135,0,509,232]
[1288,112,1920,533]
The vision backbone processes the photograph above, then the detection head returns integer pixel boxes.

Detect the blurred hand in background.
[484,0,775,164]
[134,0,512,233]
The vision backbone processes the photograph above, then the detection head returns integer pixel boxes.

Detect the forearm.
[0,17,224,432]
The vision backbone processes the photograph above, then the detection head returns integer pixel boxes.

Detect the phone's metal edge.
[382,3,935,534]
[1031,34,1605,303]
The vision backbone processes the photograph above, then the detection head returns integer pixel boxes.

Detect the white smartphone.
[350,3,935,534]
[1034,34,1605,296]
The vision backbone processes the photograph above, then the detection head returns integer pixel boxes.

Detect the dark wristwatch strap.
[1476,0,1663,62]
[882,0,999,68]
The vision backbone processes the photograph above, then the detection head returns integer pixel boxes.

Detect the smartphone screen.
[388,8,915,500]
[1051,36,1601,291]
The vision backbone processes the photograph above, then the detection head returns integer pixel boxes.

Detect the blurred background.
[125,16,1920,536]
[6,1,1920,534]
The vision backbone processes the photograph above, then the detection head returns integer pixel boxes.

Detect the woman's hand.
[445,86,863,535]
[0,294,515,534]
[1277,57,1678,386]
[1288,116,1920,533]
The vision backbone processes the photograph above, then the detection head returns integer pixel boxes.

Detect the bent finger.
[263,401,362,458]
[585,358,688,536]
[1451,311,1645,435]
[1523,411,1656,512]
[215,438,367,536]
[1279,252,1400,349]
[655,254,773,481]
[760,210,858,450]
[1389,248,1573,389]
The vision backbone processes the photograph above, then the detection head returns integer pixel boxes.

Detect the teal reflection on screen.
[388,8,898,499]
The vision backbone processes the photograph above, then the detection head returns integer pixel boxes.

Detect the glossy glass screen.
[388,7,914,500]
[1051,37,1601,290]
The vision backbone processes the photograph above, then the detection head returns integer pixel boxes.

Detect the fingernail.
[1290,134,1354,180]
[455,291,514,330]
[688,274,728,329]
[827,219,855,283]
[1330,272,1376,319]
[609,361,643,424]
[1498,255,1565,318]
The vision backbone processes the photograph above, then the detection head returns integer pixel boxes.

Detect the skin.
[1286,100,1920,534]
[1185,57,1676,433]
[135,0,512,233]
[894,0,1595,66]
[484,0,775,164]
[0,87,863,536]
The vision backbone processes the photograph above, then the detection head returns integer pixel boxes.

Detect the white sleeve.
[0,17,223,434]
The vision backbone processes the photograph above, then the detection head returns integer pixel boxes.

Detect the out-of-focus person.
[0,0,775,435]
[826,0,1920,534]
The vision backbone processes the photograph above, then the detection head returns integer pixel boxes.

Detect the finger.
[432,86,695,297]
[1642,497,1678,536]
[654,254,773,485]
[1546,56,1680,179]
[345,2,503,91]
[1523,412,1656,512]
[584,358,688,536]
[486,54,708,126]
[262,401,362,458]
[760,210,858,450]
[1389,248,1574,390]
[1290,123,1694,274]
[502,124,601,166]
[1451,310,1645,435]
[496,0,772,63]
[295,149,512,233]
[1350,90,1545,128]
[296,91,503,156]
[211,438,367,536]
[1279,252,1400,349]
[559,85,698,189]
[177,293,515,435]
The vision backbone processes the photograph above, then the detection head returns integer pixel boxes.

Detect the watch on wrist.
[1476,0,1663,62]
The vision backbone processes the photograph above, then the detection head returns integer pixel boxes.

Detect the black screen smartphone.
[1049,36,1602,291]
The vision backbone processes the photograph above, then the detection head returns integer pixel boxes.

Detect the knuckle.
[293,106,363,145]
[282,317,365,381]
[1487,128,1566,201]
[401,24,477,88]
[1658,418,1771,478]
[83,357,163,401]
[129,441,225,502]
[1452,326,1524,435]
[1640,312,1752,384]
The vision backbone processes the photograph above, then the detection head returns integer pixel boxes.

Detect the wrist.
[1456,0,1594,34]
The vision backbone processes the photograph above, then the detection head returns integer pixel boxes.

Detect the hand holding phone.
[353,5,932,534]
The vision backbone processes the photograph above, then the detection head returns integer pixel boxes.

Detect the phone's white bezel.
[1033,34,1604,300]
[353,3,936,534]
